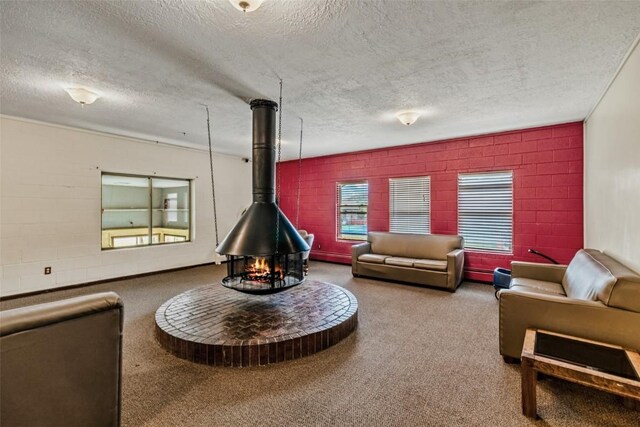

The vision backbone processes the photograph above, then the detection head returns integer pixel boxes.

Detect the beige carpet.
[2,262,638,426]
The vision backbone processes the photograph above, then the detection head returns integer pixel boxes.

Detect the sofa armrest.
[511,261,567,283]
[499,289,640,359]
[352,242,371,275]
[0,292,124,426]
[446,249,465,290]
[0,292,123,337]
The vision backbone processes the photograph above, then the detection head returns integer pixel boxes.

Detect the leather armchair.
[499,249,640,360]
[0,292,124,427]
[298,229,314,275]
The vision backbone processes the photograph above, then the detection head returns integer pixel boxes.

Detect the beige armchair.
[499,249,640,361]
[298,229,314,275]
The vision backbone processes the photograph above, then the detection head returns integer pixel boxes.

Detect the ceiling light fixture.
[395,111,421,126]
[229,0,264,12]
[65,88,100,106]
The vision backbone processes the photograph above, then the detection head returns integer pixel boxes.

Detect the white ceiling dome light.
[229,0,264,12]
[65,88,100,106]
[395,111,421,126]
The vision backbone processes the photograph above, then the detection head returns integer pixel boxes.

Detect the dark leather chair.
[0,292,124,427]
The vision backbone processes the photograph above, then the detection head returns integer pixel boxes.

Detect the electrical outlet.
[44,266,52,275]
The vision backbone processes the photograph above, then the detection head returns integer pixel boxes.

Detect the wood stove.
[215,99,309,294]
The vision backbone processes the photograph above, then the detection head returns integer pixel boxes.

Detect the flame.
[246,257,282,282]
[252,257,270,274]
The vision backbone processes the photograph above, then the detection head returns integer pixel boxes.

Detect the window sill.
[101,240,192,251]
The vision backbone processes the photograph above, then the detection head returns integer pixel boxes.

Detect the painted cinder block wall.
[278,122,583,282]
[0,117,252,297]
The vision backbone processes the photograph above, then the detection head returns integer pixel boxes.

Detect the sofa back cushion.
[563,249,616,302]
[368,232,462,260]
[562,249,640,312]
[586,249,640,312]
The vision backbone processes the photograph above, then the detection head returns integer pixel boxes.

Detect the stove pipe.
[215,99,309,257]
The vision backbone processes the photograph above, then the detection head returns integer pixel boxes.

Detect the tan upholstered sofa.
[1,292,124,427]
[352,232,465,291]
[499,249,640,360]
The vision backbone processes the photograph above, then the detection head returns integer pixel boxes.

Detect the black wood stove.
[215,99,309,294]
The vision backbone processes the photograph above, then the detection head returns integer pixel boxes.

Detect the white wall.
[0,116,252,296]
[585,38,640,272]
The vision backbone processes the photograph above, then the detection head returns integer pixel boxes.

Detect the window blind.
[458,171,513,253]
[389,176,430,234]
[336,181,368,240]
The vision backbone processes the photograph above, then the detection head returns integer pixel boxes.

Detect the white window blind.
[458,171,513,253]
[389,176,431,234]
[337,181,368,240]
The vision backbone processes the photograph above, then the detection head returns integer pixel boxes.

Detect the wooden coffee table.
[520,329,640,418]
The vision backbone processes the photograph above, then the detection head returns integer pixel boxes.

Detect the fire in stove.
[246,257,282,282]
[222,253,304,294]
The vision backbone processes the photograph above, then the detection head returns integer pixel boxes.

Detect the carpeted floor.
[2,262,638,426]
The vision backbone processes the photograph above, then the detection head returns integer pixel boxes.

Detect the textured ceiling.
[1,0,640,160]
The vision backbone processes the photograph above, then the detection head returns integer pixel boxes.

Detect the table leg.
[521,358,538,419]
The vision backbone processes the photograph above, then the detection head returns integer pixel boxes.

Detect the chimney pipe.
[250,99,278,204]
[215,99,309,257]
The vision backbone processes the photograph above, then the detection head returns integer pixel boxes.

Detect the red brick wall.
[278,122,583,282]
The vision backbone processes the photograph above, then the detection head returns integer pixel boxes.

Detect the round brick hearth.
[154,280,358,367]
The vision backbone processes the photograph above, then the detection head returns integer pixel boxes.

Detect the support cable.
[275,79,283,255]
[296,117,303,228]
[205,105,220,246]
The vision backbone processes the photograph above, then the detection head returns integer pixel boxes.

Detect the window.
[101,173,191,249]
[458,171,513,253]
[389,176,431,234]
[337,181,368,240]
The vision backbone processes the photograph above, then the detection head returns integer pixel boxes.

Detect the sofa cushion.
[562,249,616,302]
[384,257,416,267]
[510,278,566,296]
[413,259,447,271]
[368,232,462,260]
[358,253,389,264]
[585,249,640,312]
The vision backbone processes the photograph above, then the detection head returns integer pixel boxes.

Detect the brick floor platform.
[155,280,358,367]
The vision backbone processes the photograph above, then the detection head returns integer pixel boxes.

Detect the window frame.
[389,176,431,235]
[336,180,369,241]
[457,170,513,254]
[101,172,192,250]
